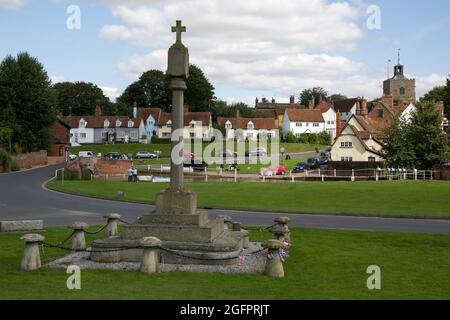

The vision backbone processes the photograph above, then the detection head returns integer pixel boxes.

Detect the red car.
[263,164,286,176]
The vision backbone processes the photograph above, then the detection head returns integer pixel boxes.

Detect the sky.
[0,0,449,106]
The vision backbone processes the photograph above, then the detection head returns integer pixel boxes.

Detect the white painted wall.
[282,112,325,136]
[70,128,94,145]
[322,108,337,139]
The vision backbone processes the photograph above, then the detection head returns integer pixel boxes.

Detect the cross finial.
[172,20,186,44]
[397,48,401,64]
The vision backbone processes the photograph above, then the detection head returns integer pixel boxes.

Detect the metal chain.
[84,224,108,235]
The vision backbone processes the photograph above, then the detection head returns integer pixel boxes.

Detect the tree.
[330,94,348,102]
[383,101,448,169]
[0,52,57,153]
[53,82,110,116]
[299,87,328,106]
[185,65,215,112]
[118,70,171,112]
[420,86,446,104]
[445,75,450,119]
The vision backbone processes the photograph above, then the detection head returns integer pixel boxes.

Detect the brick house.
[49,117,71,157]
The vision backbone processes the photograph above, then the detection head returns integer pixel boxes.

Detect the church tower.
[383,50,416,103]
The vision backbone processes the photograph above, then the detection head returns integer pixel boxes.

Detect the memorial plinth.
[90,20,248,266]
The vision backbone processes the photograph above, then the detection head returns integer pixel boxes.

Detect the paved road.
[0,165,449,234]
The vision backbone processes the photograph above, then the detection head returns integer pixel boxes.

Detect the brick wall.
[95,158,132,174]
[12,151,48,169]
[434,165,450,181]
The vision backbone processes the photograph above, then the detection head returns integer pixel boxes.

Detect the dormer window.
[247,122,254,130]
[167,120,172,128]
[128,120,134,128]
[190,121,196,128]
[79,118,86,128]
[116,120,122,127]
[104,120,110,128]
[225,121,232,129]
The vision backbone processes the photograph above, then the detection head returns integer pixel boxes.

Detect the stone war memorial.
[48,21,288,275]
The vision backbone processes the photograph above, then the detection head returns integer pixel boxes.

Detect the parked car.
[263,164,286,176]
[183,158,208,172]
[292,162,309,173]
[105,152,121,160]
[136,151,157,159]
[307,157,319,169]
[78,151,95,158]
[247,147,267,157]
[218,150,234,158]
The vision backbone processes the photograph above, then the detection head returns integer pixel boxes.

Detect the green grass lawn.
[70,142,327,158]
[48,180,450,218]
[1,227,449,299]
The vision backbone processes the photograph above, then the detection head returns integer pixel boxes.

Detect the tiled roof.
[157,112,212,127]
[285,109,325,123]
[63,116,136,129]
[137,108,162,123]
[333,98,357,113]
[315,101,332,113]
[217,117,277,129]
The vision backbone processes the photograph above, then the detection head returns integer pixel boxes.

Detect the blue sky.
[0,0,449,104]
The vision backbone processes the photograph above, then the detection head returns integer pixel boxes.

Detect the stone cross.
[172,20,186,44]
[167,20,189,190]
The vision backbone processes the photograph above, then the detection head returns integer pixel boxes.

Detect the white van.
[78,151,95,158]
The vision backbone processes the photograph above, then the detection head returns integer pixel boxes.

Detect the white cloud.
[92,0,370,101]
[0,0,27,9]
[50,75,66,84]
[415,74,447,99]
[100,86,122,102]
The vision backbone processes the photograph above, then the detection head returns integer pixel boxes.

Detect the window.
[104,120,110,128]
[247,122,254,130]
[400,87,405,95]
[341,157,353,162]
[166,121,172,128]
[306,123,309,127]
[190,133,195,138]
[313,123,319,127]
[190,122,196,128]
[116,120,122,127]
[225,122,232,129]
[80,133,87,139]
[128,120,134,128]
[340,142,353,148]
[296,123,302,127]
[368,156,376,162]
[378,109,384,118]
[79,119,86,128]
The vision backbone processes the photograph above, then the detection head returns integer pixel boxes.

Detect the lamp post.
[280,147,285,164]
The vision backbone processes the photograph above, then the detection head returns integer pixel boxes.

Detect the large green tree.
[0,52,57,153]
[118,65,215,113]
[185,64,215,112]
[53,81,110,116]
[118,70,171,112]
[383,101,448,169]
[420,85,446,104]
[445,75,450,119]
[299,87,328,106]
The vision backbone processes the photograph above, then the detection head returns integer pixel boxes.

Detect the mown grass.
[48,180,450,218]
[1,227,449,299]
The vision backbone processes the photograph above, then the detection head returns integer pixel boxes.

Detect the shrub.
[11,160,20,172]
[0,148,12,172]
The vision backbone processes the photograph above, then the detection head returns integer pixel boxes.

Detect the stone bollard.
[232,222,242,232]
[271,225,290,250]
[20,234,44,272]
[274,217,291,243]
[140,237,162,274]
[241,230,250,249]
[262,240,285,278]
[104,213,121,237]
[70,222,88,251]
[218,215,232,231]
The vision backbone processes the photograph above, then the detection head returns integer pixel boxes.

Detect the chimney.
[95,105,101,118]
[319,95,323,103]
[133,101,138,119]
[308,98,314,110]
[335,110,342,137]
[356,97,362,115]
[184,104,189,114]
[236,109,241,118]
[290,95,295,104]
[361,97,368,117]
[255,97,259,105]
[262,97,267,104]
[382,95,394,109]
[271,98,275,103]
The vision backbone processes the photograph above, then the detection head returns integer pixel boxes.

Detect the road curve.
[0,165,449,234]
